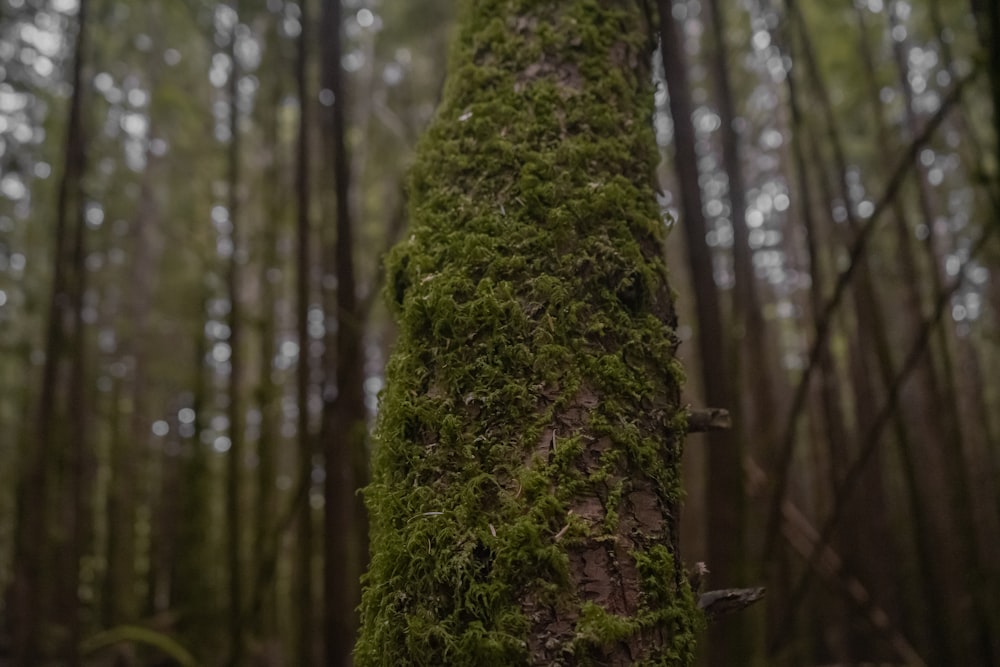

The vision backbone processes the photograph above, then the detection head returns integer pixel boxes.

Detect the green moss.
[357,1,698,665]
[576,602,641,645]
[633,546,705,665]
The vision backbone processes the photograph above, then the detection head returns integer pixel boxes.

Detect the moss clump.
[356,1,699,665]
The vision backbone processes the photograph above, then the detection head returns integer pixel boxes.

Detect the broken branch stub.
[697,587,766,621]
[686,407,732,433]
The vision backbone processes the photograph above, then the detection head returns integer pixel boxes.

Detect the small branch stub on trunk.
[697,587,766,621]
[686,407,731,433]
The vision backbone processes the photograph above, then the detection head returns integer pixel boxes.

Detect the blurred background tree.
[0,0,996,664]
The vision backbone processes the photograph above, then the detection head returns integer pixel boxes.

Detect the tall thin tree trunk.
[225,8,246,664]
[63,92,90,667]
[762,8,862,658]
[149,416,181,618]
[106,132,161,635]
[252,29,286,643]
[885,10,989,660]
[852,9,957,661]
[769,5,962,660]
[970,0,1000,172]
[804,124,904,661]
[955,6,1000,652]
[658,3,747,664]
[703,0,778,466]
[926,15,1000,651]
[792,11,927,656]
[11,0,88,661]
[173,293,217,657]
[320,1,367,664]
[294,1,316,662]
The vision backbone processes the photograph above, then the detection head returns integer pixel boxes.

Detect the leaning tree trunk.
[355,2,701,665]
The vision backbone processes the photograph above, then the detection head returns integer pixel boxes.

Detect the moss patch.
[356,1,699,665]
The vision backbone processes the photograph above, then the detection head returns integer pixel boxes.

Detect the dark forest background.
[0,0,998,665]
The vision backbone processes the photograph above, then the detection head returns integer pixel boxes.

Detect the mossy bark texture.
[356,1,700,665]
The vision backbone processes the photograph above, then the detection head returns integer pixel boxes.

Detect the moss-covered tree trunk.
[356,1,700,665]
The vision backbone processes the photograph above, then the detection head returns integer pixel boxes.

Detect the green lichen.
[356,1,699,665]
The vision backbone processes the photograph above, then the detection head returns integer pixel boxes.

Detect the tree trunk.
[356,3,700,665]
[106,125,161,633]
[10,0,89,661]
[63,82,90,667]
[172,293,217,658]
[852,8,967,662]
[294,1,316,663]
[225,7,246,664]
[658,2,748,664]
[252,29,286,641]
[319,1,368,664]
[886,7,988,660]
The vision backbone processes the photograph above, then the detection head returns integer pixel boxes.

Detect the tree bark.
[356,2,700,664]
